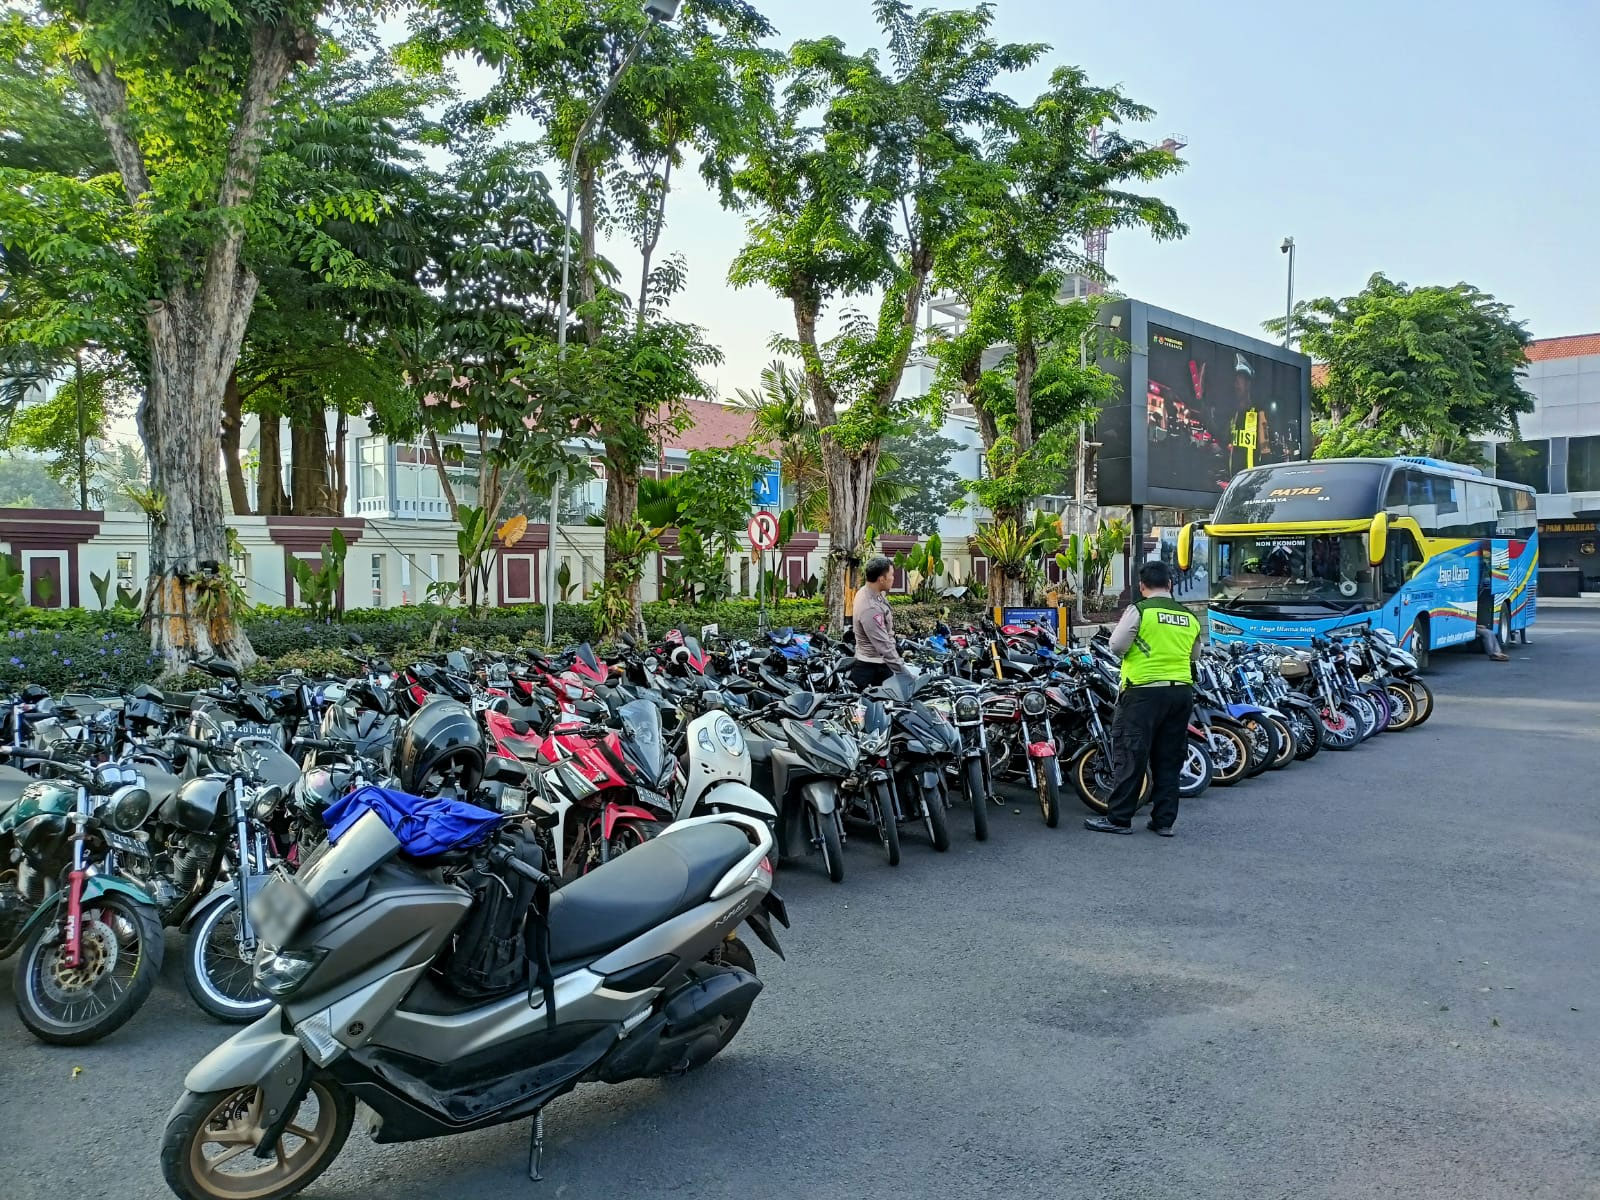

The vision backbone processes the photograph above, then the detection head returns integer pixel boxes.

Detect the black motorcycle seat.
[546,824,753,964]
[776,692,825,720]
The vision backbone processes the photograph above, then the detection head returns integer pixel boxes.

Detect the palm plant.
[973,519,1052,607]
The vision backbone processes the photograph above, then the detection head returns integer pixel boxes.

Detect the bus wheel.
[1499,608,1512,652]
[1409,617,1430,671]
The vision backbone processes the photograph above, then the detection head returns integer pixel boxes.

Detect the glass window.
[1381,530,1426,595]
[1496,440,1550,493]
[370,553,383,608]
[1214,462,1387,524]
[357,438,387,504]
[1212,533,1377,604]
[115,552,137,591]
[1495,486,1537,538]
[1567,435,1600,493]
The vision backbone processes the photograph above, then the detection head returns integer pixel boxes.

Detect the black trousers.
[848,660,894,690]
[1105,683,1193,829]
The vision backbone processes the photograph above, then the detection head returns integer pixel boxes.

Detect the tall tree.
[929,65,1184,569]
[406,0,777,631]
[0,2,335,671]
[731,1,1042,629]
[1266,273,1534,462]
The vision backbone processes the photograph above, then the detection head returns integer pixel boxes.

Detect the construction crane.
[1084,131,1187,294]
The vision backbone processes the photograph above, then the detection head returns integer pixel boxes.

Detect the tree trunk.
[820,438,881,635]
[993,570,1025,609]
[257,414,287,515]
[142,296,257,673]
[290,411,334,516]
[331,409,347,514]
[602,441,643,634]
[220,371,251,516]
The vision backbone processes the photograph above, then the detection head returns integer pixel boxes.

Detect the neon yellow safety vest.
[1120,597,1201,688]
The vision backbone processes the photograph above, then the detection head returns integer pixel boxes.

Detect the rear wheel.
[1178,739,1213,798]
[922,780,951,851]
[1409,618,1431,671]
[873,781,901,866]
[963,759,989,842]
[160,1081,353,1200]
[1071,746,1152,812]
[15,891,163,1045]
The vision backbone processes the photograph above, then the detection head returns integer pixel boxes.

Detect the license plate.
[102,831,147,857]
[249,870,311,946]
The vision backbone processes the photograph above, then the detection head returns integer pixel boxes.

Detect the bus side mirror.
[1177,523,1194,572]
[1368,512,1388,567]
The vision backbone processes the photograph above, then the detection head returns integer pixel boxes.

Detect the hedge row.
[0,597,983,692]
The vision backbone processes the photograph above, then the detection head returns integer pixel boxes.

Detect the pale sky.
[405,0,1600,398]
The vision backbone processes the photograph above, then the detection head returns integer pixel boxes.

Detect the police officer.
[1084,561,1202,837]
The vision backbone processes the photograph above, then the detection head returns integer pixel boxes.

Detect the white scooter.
[674,695,778,829]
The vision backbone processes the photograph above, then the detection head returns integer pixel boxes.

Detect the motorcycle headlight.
[697,727,717,755]
[1021,689,1047,717]
[953,693,982,723]
[861,731,888,756]
[251,785,286,823]
[715,715,744,756]
[102,784,152,833]
[253,943,326,997]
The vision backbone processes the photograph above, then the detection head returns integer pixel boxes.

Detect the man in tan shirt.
[848,556,904,690]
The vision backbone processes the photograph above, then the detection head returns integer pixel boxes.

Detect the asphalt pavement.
[3,614,1598,1200]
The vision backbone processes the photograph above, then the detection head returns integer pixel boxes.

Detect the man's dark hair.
[1139,560,1173,591]
[863,556,894,584]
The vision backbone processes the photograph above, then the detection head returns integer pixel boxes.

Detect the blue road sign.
[753,462,782,507]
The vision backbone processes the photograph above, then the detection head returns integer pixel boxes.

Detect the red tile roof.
[1526,333,1600,362]
[664,398,759,452]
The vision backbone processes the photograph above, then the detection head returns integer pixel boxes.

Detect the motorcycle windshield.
[293,808,402,918]
[619,698,664,782]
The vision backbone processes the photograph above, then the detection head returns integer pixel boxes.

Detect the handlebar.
[487,843,552,887]
[291,737,359,755]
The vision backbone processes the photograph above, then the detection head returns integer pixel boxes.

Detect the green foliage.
[291,528,348,621]
[453,505,528,617]
[89,568,139,614]
[893,531,947,601]
[595,519,663,638]
[554,560,578,603]
[1055,517,1129,602]
[974,519,1051,579]
[1266,272,1534,461]
[0,556,25,618]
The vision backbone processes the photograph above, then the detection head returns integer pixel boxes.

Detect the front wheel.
[963,759,989,842]
[1409,619,1430,671]
[1382,683,1417,730]
[1036,762,1062,828]
[1285,708,1323,760]
[1205,721,1253,786]
[15,891,164,1045]
[922,780,951,851]
[1405,678,1435,726]
[185,895,273,1024]
[1264,716,1296,770]
[160,1081,353,1200]
[811,808,845,883]
[1071,746,1152,813]
[873,781,901,867]
[1239,718,1281,778]
[1179,739,1214,798]
[1318,703,1360,750]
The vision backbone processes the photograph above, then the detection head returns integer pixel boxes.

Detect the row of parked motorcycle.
[0,613,1431,1050]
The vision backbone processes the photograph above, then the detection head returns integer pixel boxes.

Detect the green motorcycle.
[0,752,165,1045]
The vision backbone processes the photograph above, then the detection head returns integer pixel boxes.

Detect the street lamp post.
[1280,236,1296,349]
[544,1,679,647]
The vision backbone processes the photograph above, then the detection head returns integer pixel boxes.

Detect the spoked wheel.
[1383,683,1417,730]
[1036,765,1061,828]
[161,1081,353,1200]
[15,892,163,1045]
[1405,678,1435,726]
[1318,704,1360,750]
[1238,718,1281,777]
[185,896,272,1024]
[1361,687,1393,735]
[872,781,901,866]
[1178,739,1214,798]
[1286,708,1323,760]
[811,808,845,883]
[963,759,990,842]
[1347,693,1379,741]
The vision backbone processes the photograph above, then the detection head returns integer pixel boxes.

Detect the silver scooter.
[160,806,786,1200]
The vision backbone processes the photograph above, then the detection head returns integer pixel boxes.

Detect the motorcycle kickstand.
[528,1108,545,1182]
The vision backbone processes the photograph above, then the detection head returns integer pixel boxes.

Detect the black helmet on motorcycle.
[394,699,485,797]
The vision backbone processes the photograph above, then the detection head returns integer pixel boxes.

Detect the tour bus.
[1176,457,1538,664]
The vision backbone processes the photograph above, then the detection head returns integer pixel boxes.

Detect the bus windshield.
[1215,461,1389,524]
[1212,532,1377,605]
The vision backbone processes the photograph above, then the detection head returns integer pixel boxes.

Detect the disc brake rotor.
[42,918,119,1002]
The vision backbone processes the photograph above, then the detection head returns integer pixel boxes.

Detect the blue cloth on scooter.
[324,785,502,857]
